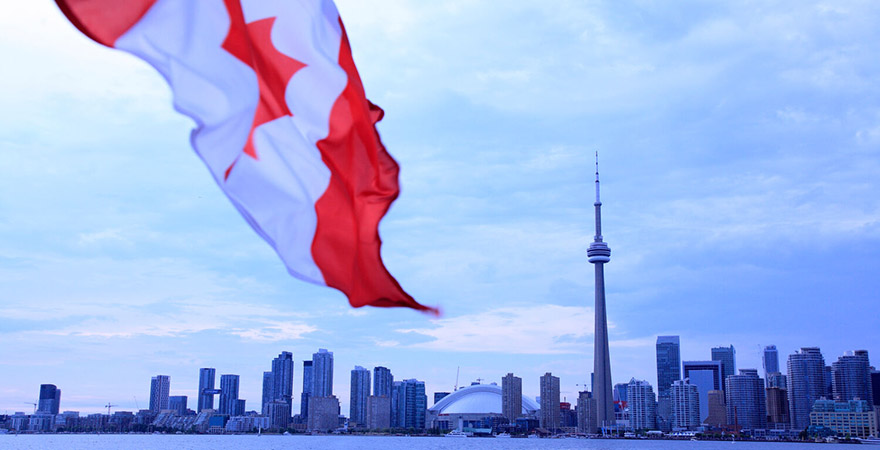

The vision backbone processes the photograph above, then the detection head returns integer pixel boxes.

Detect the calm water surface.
[0,435,822,450]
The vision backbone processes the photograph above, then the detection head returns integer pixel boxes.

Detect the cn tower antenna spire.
[588,151,613,432]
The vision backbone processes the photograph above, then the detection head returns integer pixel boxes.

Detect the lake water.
[0,435,822,450]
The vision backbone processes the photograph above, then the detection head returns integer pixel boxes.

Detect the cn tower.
[587,152,614,430]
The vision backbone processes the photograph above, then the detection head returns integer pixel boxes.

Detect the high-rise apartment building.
[725,369,766,430]
[367,395,392,429]
[301,360,313,418]
[763,345,779,381]
[540,372,561,430]
[787,347,827,430]
[627,379,656,431]
[832,350,873,409]
[656,335,681,430]
[670,379,700,430]
[307,395,340,432]
[502,373,522,424]
[373,366,393,397]
[350,366,371,427]
[261,371,274,415]
[577,390,597,433]
[37,384,61,415]
[705,390,727,427]
[312,349,334,397]
[766,386,790,429]
[271,351,294,417]
[219,374,241,416]
[149,375,170,413]
[711,345,736,392]
[197,368,216,412]
[682,360,722,422]
[168,396,187,416]
[391,379,426,429]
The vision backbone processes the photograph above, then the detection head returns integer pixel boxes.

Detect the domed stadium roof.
[429,383,539,415]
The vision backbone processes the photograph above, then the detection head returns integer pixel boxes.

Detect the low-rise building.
[809,399,877,438]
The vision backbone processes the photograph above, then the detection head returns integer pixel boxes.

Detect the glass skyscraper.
[682,360,723,422]
[711,345,736,392]
[725,369,766,430]
[219,374,241,416]
[197,368,215,412]
[312,349,334,397]
[373,366,393,397]
[301,360,313,418]
[350,366,371,426]
[656,335,681,429]
[787,347,826,430]
[149,375,170,413]
[832,350,873,409]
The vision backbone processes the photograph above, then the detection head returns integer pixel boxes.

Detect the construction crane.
[453,366,460,391]
[23,402,37,414]
[105,403,118,415]
[133,396,140,410]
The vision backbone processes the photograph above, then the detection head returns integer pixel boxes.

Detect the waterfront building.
[670,379,700,430]
[197,368,216,412]
[726,369,766,430]
[832,350,873,408]
[37,384,61,415]
[374,366,393,397]
[307,395,340,432]
[426,382,539,431]
[502,373,522,424]
[577,390,597,433]
[301,360,313,418]
[540,372,561,430]
[168,396,187,416]
[682,360,722,422]
[219,374,241,416]
[271,351,294,417]
[766,386,790,429]
[312,349,334,397]
[267,400,291,429]
[588,155,614,428]
[627,379,656,431]
[787,347,827,430]
[149,375,170,413]
[763,345,779,382]
[367,395,391,429]
[705,390,727,427]
[712,345,737,393]
[656,335,681,431]
[401,379,427,429]
[810,399,877,438]
[261,371,273,415]
[350,366,371,427]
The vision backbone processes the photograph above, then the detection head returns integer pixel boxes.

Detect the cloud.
[396,304,596,354]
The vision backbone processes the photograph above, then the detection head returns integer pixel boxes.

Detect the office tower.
[588,154,614,428]
[670,379,700,430]
[219,374,241,416]
[705,390,727,427]
[350,366,371,427]
[301,360,313,418]
[627,379,656,431]
[501,373,523,424]
[540,372,561,430]
[682,360,722,422]
[261,371,274,415]
[656,335,681,431]
[149,375,171,413]
[272,351,294,416]
[307,395,340,432]
[374,366,393,397]
[711,345,736,392]
[787,347,826,430]
[832,350,873,408]
[763,345,779,381]
[725,369,766,430]
[198,368,216,412]
[367,395,392,429]
[312,349,334,397]
[168,396,187,416]
[37,384,61,415]
[577,391,597,433]
[766,387,790,428]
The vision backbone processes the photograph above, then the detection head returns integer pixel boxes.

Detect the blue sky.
[1,0,879,415]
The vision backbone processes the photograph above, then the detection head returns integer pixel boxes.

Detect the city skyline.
[2,0,880,419]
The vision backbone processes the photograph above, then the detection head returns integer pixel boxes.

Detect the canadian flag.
[57,0,437,313]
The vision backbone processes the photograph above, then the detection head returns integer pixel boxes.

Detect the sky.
[1,0,879,415]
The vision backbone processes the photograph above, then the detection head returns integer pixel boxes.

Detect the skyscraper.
[682,360,722,422]
[391,379,426,429]
[374,366,393,397]
[871,371,880,408]
[350,366,371,427]
[656,335,681,431]
[725,369,766,430]
[705,390,727,427]
[168,396,187,416]
[670,379,700,430]
[787,347,826,430]
[766,387,790,429]
[763,345,779,381]
[587,154,614,428]
[312,349,334,397]
[627,379,657,431]
[197,368,216,412]
[540,372,561,430]
[711,345,736,393]
[301,360,313,418]
[502,373,522,424]
[577,390,597,433]
[149,375,170,413]
[219,374,241,416]
[271,351,294,418]
[37,384,61,415]
[832,350,873,409]
[261,371,274,415]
